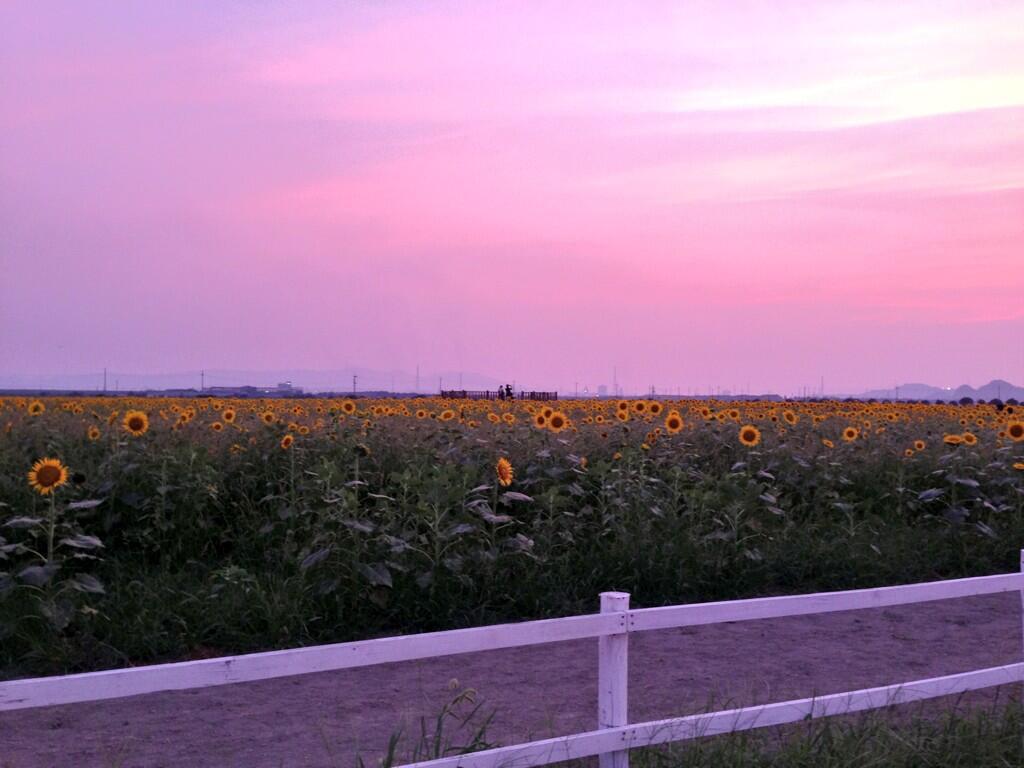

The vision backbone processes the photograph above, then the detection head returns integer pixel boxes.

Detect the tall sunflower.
[738,425,761,447]
[27,457,69,496]
[122,410,150,437]
[664,412,683,434]
[547,411,568,433]
[495,457,514,487]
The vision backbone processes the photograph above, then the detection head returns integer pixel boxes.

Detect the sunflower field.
[1,395,1023,678]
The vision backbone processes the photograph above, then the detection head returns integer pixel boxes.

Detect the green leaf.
[359,562,392,588]
[501,492,534,503]
[18,563,60,586]
[3,517,43,529]
[69,573,105,594]
[300,547,332,571]
[59,534,104,550]
[67,499,104,511]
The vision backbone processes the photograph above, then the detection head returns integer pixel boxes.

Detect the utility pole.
[415,364,420,393]
[103,368,107,394]
[352,374,357,395]
[201,370,204,392]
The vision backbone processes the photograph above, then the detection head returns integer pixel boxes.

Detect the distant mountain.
[857,379,1024,402]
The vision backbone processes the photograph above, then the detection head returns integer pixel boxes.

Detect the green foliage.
[635,701,1024,767]
[0,399,1022,677]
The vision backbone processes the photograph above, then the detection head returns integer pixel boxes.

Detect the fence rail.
[3,557,1023,768]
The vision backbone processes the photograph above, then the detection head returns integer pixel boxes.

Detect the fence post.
[599,591,630,768]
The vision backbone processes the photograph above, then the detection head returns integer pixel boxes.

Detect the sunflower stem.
[46,493,56,564]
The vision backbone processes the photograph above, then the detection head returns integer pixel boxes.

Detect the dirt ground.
[2,592,1021,768]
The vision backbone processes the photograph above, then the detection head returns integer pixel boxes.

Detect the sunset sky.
[2,1,1022,394]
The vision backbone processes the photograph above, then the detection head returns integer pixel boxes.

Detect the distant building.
[200,382,304,398]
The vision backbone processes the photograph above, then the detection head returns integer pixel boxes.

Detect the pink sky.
[2,1,1023,394]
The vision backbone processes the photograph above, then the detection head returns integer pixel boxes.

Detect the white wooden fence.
[3,554,1024,768]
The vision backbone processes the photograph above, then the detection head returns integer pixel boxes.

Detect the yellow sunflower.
[260,411,276,425]
[122,410,150,437]
[222,408,237,424]
[1007,421,1024,442]
[738,425,761,447]
[547,411,568,433]
[87,425,101,441]
[962,432,977,446]
[27,457,69,496]
[28,400,45,416]
[280,434,294,450]
[913,440,926,451]
[664,412,683,434]
[211,421,224,432]
[943,434,963,445]
[495,457,514,487]
[842,426,859,443]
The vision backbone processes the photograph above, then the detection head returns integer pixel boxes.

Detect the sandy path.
[2,593,1021,768]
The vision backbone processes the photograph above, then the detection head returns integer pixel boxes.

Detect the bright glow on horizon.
[1,1,1022,394]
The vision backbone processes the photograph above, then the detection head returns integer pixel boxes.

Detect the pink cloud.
[1,1,1022,394]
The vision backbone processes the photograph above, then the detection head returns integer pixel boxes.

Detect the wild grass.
[363,694,1024,768]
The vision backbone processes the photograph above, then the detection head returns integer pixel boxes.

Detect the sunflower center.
[36,465,61,487]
